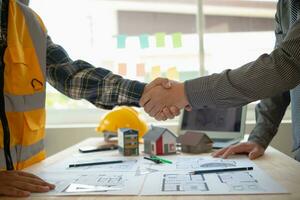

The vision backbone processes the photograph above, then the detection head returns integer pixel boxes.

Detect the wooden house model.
[177,131,213,153]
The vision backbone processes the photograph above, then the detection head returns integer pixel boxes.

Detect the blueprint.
[33,154,287,196]
[42,154,139,172]
[141,156,287,195]
[34,171,144,196]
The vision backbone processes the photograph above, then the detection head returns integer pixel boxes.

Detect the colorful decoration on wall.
[151,66,161,79]
[139,34,149,49]
[116,32,183,49]
[117,34,127,48]
[136,63,146,76]
[155,32,166,48]
[118,63,127,76]
[172,32,182,48]
[166,67,179,80]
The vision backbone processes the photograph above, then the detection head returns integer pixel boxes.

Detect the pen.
[69,160,124,168]
[190,166,254,175]
[150,155,173,164]
[79,145,118,153]
[144,156,162,164]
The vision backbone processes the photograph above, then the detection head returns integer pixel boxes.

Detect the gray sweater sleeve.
[247,5,291,149]
[184,19,300,109]
[248,91,290,149]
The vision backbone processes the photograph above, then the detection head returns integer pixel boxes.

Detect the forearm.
[248,91,290,149]
[185,20,300,109]
[46,36,146,109]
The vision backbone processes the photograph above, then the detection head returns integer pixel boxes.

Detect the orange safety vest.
[0,0,47,170]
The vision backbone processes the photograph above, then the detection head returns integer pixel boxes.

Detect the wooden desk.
[6,137,300,200]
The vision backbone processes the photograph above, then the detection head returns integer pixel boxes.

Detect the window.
[30,0,199,125]
[200,0,281,121]
[30,0,288,126]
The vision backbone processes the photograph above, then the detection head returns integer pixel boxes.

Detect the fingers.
[0,186,30,197]
[9,181,51,193]
[155,112,167,121]
[143,100,156,116]
[16,171,55,189]
[212,142,253,159]
[140,92,151,107]
[170,106,180,116]
[185,105,192,111]
[148,103,164,117]
[140,77,171,106]
[150,77,171,89]
[145,78,171,92]
[162,107,175,119]
[14,175,54,190]
[153,106,180,121]
[249,145,265,160]
[212,146,229,158]
[0,171,55,197]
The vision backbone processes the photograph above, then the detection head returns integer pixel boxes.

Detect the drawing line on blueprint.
[161,174,208,192]
[217,172,264,192]
[66,160,137,171]
[175,158,236,170]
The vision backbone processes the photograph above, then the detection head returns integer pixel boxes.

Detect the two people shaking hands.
[140,78,189,121]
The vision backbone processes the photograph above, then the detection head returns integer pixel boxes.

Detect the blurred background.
[29,0,293,158]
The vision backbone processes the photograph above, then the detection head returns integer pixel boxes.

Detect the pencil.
[190,166,254,175]
[69,160,124,168]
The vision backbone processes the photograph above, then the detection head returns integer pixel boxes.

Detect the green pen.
[150,155,172,164]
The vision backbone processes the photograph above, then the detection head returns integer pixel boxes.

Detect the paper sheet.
[34,171,144,196]
[42,155,139,173]
[141,156,287,195]
[34,155,287,196]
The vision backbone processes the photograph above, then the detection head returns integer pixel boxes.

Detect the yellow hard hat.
[96,106,148,141]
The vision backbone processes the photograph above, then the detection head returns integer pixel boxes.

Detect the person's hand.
[155,106,181,121]
[211,141,265,160]
[0,170,55,197]
[143,77,172,94]
[154,105,192,121]
[141,78,182,120]
[140,79,189,118]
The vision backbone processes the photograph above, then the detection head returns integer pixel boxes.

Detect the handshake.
[139,78,191,121]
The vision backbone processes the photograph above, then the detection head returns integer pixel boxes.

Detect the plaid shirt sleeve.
[46,36,146,110]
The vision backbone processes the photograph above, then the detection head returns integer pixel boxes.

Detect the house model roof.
[177,132,213,146]
[143,126,177,141]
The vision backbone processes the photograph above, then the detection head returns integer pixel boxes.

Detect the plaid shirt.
[0,0,146,110]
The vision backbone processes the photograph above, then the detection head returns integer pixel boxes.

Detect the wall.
[45,122,295,158]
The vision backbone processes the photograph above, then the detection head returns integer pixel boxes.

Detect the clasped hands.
[140,78,191,121]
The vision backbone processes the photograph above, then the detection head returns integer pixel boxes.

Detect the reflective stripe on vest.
[0,139,44,169]
[17,1,47,76]
[5,92,45,112]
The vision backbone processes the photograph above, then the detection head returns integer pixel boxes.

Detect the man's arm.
[248,91,290,149]
[185,18,300,109]
[213,4,291,159]
[46,36,146,109]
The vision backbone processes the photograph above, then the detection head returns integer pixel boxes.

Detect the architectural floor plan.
[34,155,287,196]
[162,174,208,192]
